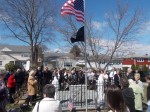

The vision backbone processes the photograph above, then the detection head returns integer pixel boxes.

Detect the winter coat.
[14,72,23,83]
[114,74,121,88]
[126,73,134,80]
[97,74,105,104]
[52,77,59,100]
[122,87,136,112]
[7,75,16,88]
[129,83,144,111]
[32,98,62,112]
[27,76,37,96]
[147,84,150,101]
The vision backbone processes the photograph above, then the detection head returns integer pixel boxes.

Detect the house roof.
[44,52,75,61]
[0,45,30,53]
[44,52,124,62]
[123,54,150,59]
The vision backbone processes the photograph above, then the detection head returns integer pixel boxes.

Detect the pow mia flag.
[71,26,84,43]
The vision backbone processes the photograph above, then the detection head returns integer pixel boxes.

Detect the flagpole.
[83,0,88,112]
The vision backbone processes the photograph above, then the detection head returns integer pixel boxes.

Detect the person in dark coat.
[63,69,69,90]
[78,70,85,84]
[4,71,10,85]
[71,68,78,85]
[14,68,23,91]
[0,70,8,112]
[126,68,134,80]
[57,69,64,90]
[114,69,121,88]
[36,67,43,94]
[121,78,136,112]
[21,69,26,85]
[43,67,52,85]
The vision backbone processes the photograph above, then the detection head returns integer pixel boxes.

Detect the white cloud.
[131,43,150,55]
[139,21,150,36]
[54,48,62,53]
[92,21,108,30]
[88,38,150,55]
[0,12,10,20]
[92,21,101,29]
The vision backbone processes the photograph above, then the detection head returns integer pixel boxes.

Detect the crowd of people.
[0,66,150,112]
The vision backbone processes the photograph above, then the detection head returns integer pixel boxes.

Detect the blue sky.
[0,0,150,53]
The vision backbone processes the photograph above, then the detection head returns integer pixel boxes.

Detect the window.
[113,60,116,64]
[99,60,105,64]
[101,61,105,64]
[0,61,2,66]
[148,58,150,62]
[109,60,113,64]
[137,58,144,62]
[21,53,30,57]
[116,60,121,64]
[64,62,72,67]
[109,60,121,65]
[9,61,14,64]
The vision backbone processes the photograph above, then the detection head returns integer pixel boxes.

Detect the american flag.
[61,0,84,22]
[68,98,74,111]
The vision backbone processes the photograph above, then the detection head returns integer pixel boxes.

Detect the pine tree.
[142,65,148,72]
[135,65,139,71]
[131,64,136,71]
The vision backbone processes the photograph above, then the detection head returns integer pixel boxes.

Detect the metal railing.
[53,81,108,110]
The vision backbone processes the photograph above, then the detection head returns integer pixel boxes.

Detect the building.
[44,52,76,69]
[1,45,150,71]
[100,58,123,70]
[44,52,123,70]
[122,54,150,70]
[0,45,30,69]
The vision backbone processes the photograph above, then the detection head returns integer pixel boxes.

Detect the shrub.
[5,62,18,71]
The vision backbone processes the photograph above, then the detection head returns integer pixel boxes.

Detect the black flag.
[71,26,84,43]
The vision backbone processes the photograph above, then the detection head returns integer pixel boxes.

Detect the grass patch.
[6,103,34,112]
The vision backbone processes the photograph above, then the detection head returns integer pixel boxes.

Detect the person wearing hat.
[146,75,150,112]
[0,70,8,112]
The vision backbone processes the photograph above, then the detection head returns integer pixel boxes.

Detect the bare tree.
[70,45,81,59]
[103,1,143,69]
[0,0,56,65]
[56,16,102,69]
[55,1,144,69]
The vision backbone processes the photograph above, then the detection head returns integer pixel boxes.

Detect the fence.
[53,82,108,110]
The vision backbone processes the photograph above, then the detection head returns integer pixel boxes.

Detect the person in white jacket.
[52,76,59,100]
[134,73,143,89]
[97,69,108,109]
[128,79,144,112]
[32,84,62,112]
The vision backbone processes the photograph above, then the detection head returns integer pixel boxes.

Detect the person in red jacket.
[7,70,16,103]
